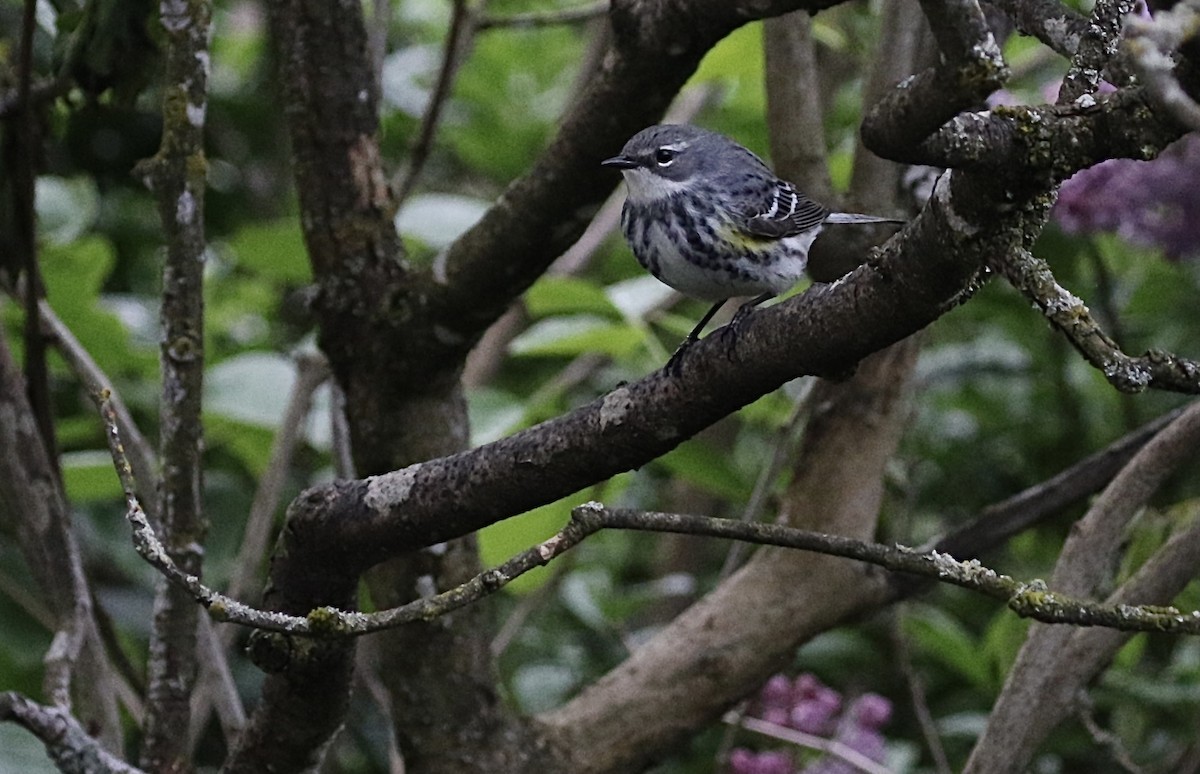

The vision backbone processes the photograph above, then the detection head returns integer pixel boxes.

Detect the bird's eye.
[654,148,677,166]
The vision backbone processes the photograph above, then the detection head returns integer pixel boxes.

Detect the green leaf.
[226,219,311,284]
[478,496,576,594]
[655,441,751,502]
[395,193,491,250]
[40,237,151,377]
[205,414,278,479]
[468,387,529,445]
[904,604,995,694]
[525,276,620,320]
[510,315,643,358]
[36,176,100,245]
[205,351,297,429]
[61,450,123,504]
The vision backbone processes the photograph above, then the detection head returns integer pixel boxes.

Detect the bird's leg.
[664,299,728,376]
[728,292,775,330]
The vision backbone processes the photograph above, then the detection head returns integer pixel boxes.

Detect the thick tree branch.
[965,398,1200,772]
[988,0,1087,57]
[98,429,1200,639]
[427,0,846,337]
[893,87,1180,172]
[861,0,1008,159]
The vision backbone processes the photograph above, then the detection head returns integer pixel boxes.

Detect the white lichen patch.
[161,0,190,32]
[1042,283,1085,315]
[176,190,196,225]
[415,574,437,599]
[933,171,980,237]
[187,101,206,128]
[1044,18,1081,54]
[364,465,422,512]
[599,386,633,430]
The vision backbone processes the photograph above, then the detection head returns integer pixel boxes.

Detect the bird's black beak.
[602,155,638,170]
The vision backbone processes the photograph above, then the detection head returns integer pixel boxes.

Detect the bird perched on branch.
[603,124,901,371]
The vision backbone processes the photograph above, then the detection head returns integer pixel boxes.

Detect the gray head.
[602,124,771,203]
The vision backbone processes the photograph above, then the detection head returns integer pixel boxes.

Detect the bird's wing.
[735,179,829,239]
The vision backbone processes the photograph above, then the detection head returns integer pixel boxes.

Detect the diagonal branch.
[861,0,1008,159]
[993,247,1200,393]
[0,692,143,774]
[1124,2,1200,131]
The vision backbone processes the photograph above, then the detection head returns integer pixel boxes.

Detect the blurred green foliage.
[2,0,1199,772]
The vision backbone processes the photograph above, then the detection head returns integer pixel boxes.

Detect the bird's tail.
[825,212,905,225]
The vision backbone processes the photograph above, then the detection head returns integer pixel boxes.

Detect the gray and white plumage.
[602,124,897,303]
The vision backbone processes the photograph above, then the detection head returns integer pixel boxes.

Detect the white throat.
[621,168,691,204]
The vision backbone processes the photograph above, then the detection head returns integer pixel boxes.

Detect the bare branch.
[1058,0,1135,103]
[95,427,1200,638]
[890,613,954,774]
[1124,2,1200,131]
[188,616,247,752]
[964,502,1200,772]
[393,0,483,203]
[988,0,1087,57]
[38,300,159,515]
[918,402,1188,563]
[994,248,1200,394]
[224,353,330,608]
[0,320,119,739]
[133,0,213,766]
[476,1,608,31]
[730,714,891,774]
[861,0,1008,158]
[1053,399,1200,596]
[0,693,143,774]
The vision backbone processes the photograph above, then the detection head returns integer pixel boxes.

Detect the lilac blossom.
[727,675,893,774]
[1054,133,1200,261]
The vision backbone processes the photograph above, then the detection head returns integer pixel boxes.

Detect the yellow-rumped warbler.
[603,124,901,366]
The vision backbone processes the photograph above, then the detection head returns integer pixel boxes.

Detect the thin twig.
[393,0,481,203]
[1124,3,1200,131]
[92,400,1200,638]
[1076,692,1144,774]
[475,1,607,31]
[224,353,330,609]
[39,299,160,515]
[489,553,575,657]
[187,615,247,752]
[993,248,1200,394]
[730,714,891,774]
[890,611,953,774]
[718,384,813,578]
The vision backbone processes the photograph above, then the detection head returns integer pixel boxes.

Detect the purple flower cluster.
[726,674,892,774]
[1053,133,1200,261]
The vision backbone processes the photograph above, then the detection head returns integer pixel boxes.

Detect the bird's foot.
[664,336,697,377]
